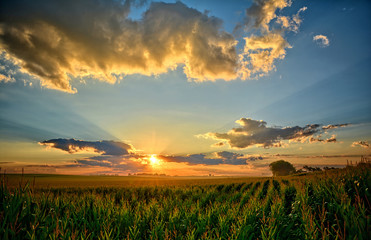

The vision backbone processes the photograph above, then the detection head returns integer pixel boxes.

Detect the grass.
[1,165,370,239]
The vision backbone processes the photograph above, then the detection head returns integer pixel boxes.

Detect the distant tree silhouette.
[323,166,336,171]
[269,160,296,176]
[295,168,305,174]
[303,165,322,172]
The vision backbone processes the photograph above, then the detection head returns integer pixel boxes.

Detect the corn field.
[1,165,370,239]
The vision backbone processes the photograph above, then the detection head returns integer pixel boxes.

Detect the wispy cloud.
[322,124,350,130]
[276,7,307,33]
[0,0,306,92]
[351,141,369,149]
[313,34,330,47]
[200,117,349,149]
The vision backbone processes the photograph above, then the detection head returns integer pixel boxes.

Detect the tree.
[303,165,322,172]
[269,160,296,176]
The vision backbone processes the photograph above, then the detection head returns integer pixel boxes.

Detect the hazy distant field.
[1,165,370,239]
[4,174,266,189]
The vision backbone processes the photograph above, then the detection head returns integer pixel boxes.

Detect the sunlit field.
[4,174,265,189]
[1,163,370,240]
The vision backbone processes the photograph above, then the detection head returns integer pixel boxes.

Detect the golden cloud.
[313,35,330,47]
[201,117,348,149]
[0,0,306,92]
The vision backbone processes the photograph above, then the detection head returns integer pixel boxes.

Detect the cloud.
[162,154,219,165]
[276,7,307,33]
[74,151,260,175]
[213,142,225,147]
[75,155,148,172]
[38,137,267,175]
[351,141,369,149]
[241,32,291,77]
[313,35,330,47]
[309,134,337,143]
[215,151,263,163]
[244,0,291,32]
[0,73,15,83]
[201,117,348,149]
[238,0,306,79]
[40,138,134,155]
[215,151,243,159]
[0,0,237,92]
[161,151,263,165]
[322,123,350,130]
[0,0,306,92]
[39,138,148,173]
[78,150,264,168]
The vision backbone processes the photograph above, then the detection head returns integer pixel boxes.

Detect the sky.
[0,0,370,176]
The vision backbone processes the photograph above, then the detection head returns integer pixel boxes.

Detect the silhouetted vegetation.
[303,165,322,172]
[269,160,296,176]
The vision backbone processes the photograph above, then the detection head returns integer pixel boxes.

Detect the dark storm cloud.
[203,117,349,149]
[40,138,133,155]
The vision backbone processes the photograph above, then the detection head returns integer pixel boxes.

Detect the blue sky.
[0,0,370,175]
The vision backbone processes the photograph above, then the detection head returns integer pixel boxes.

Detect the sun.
[149,154,160,165]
